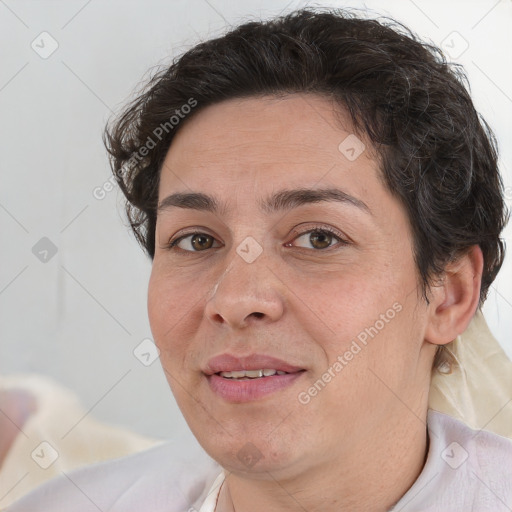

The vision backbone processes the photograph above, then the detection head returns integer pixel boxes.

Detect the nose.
[204,251,285,329]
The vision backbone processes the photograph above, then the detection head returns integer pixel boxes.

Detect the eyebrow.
[157,187,371,216]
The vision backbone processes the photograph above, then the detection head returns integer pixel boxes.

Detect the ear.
[425,245,484,346]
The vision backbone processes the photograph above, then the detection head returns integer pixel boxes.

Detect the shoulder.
[393,410,512,512]
[428,409,512,470]
[5,438,221,512]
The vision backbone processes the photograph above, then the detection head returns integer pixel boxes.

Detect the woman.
[7,7,512,512]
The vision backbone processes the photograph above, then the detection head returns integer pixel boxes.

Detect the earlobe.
[425,245,484,346]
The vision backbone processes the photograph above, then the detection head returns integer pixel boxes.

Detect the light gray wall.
[1,0,511,439]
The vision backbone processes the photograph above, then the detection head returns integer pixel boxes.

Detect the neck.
[216,405,430,512]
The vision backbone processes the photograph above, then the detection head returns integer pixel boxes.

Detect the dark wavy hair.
[103,7,508,307]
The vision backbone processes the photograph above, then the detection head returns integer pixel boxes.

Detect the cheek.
[147,271,171,338]
[307,269,389,334]
[309,256,420,367]
[147,265,210,365]
[148,268,188,346]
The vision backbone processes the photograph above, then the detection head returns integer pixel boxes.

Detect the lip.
[203,353,304,375]
[204,353,306,403]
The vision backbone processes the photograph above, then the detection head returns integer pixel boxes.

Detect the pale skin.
[147,94,483,512]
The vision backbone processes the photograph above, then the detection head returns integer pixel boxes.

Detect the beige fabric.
[0,374,160,508]
[429,309,512,439]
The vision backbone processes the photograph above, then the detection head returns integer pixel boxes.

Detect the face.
[148,94,436,478]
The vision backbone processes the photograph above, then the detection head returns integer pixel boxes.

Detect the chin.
[191,423,305,477]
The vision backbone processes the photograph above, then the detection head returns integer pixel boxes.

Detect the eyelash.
[165,225,349,253]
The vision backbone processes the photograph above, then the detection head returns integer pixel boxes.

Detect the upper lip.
[203,354,305,375]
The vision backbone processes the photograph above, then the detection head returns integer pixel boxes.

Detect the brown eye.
[189,234,214,250]
[290,228,344,250]
[308,231,333,249]
[169,232,219,252]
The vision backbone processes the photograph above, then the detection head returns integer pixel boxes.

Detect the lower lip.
[207,372,305,402]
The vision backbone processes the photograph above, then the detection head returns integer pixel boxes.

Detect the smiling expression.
[147,93,437,476]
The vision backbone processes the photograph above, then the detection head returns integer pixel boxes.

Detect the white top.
[5,409,512,512]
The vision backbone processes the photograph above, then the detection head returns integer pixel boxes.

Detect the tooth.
[218,369,288,379]
[219,370,247,378]
[245,370,264,378]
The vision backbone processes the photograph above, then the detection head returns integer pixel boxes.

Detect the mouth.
[204,354,306,402]
[204,353,304,375]
[217,368,290,380]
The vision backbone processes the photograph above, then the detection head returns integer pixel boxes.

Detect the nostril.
[251,312,264,319]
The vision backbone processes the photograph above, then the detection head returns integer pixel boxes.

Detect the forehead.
[164,94,358,161]
[157,94,388,219]
[162,93,376,176]
[155,93,414,252]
